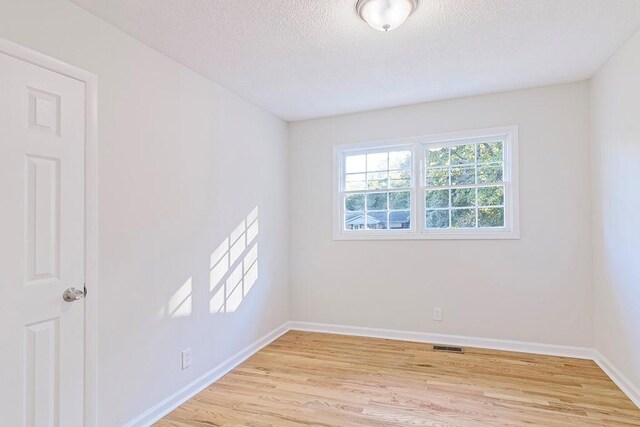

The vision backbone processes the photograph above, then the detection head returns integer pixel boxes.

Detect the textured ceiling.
[71,0,640,121]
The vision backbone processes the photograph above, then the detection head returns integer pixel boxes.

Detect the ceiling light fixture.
[356,0,418,32]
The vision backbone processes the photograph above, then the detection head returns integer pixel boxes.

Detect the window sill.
[333,229,520,241]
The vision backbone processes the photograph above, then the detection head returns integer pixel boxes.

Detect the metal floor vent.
[433,345,465,354]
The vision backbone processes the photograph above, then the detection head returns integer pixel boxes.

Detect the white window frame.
[333,125,519,240]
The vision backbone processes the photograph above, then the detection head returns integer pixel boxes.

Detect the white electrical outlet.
[433,307,443,321]
[181,348,192,370]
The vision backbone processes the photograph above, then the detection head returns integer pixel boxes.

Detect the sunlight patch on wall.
[168,277,192,318]
[210,207,259,314]
[210,237,229,290]
[243,243,258,297]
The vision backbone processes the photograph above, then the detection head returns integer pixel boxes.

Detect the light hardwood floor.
[156,331,640,426]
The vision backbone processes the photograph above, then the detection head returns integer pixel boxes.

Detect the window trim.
[333,125,520,240]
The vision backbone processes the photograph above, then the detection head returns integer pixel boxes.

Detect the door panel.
[0,51,85,427]
[26,155,61,282]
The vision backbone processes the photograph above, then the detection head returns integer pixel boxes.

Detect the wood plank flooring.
[156,331,640,426]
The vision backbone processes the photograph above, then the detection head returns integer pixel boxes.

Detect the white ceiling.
[72,0,640,121]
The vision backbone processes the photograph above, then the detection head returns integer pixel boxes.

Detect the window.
[343,148,413,231]
[424,140,505,230]
[334,126,519,240]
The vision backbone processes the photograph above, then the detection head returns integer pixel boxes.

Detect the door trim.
[0,37,99,427]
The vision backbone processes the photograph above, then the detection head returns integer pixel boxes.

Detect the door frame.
[0,37,99,427]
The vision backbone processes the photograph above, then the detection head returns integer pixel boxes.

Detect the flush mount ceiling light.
[356,0,418,32]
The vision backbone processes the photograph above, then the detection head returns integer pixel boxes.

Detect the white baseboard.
[123,322,290,427]
[288,321,596,360]
[594,351,640,409]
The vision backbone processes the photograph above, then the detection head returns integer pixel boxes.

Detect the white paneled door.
[0,51,86,426]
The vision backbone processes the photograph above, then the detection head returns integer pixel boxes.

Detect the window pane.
[367,172,388,189]
[451,166,475,185]
[389,170,410,188]
[345,173,366,191]
[477,164,503,183]
[366,192,388,210]
[389,191,410,209]
[450,144,475,165]
[389,151,411,170]
[345,154,366,173]
[367,212,388,229]
[389,170,410,180]
[451,187,476,207]
[451,208,476,228]
[426,209,450,228]
[477,141,503,163]
[345,212,366,230]
[478,186,504,206]
[367,181,388,190]
[426,168,449,187]
[479,207,504,227]
[425,189,449,209]
[390,179,410,188]
[345,194,365,211]
[367,152,388,171]
[389,211,410,229]
[426,147,449,167]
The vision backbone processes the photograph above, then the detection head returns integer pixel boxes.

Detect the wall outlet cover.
[181,348,192,370]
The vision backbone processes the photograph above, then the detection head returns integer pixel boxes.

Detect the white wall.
[591,29,640,394]
[289,82,593,348]
[3,0,636,422]
[0,0,290,425]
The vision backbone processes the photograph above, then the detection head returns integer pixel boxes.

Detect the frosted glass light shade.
[356,0,418,32]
